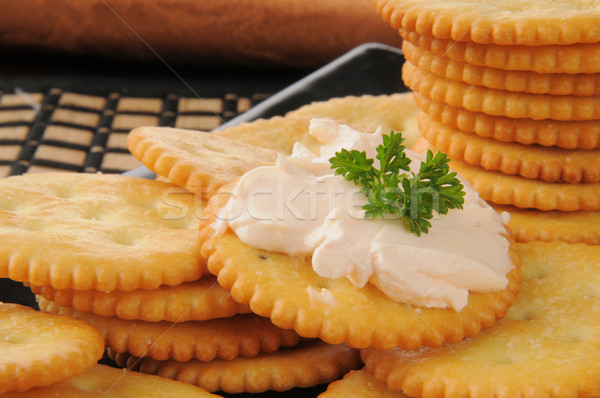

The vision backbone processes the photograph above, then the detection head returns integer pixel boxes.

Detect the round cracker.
[0,364,219,398]
[320,369,408,398]
[199,188,521,351]
[284,93,421,149]
[419,112,600,184]
[403,40,600,96]
[400,27,600,74]
[447,155,600,211]
[214,115,322,153]
[30,276,251,323]
[404,61,600,121]
[108,340,361,394]
[38,297,300,362]
[414,92,600,149]
[0,173,208,292]
[362,241,600,398]
[126,126,279,199]
[376,0,600,46]
[0,303,104,394]
[493,204,600,246]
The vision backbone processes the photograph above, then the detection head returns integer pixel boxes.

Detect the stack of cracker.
[376,0,600,245]
[0,172,360,395]
[313,1,600,397]
[0,302,225,397]
[2,94,424,395]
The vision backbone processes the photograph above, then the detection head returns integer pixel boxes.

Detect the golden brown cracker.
[127,126,279,198]
[403,40,600,96]
[399,27,600,74]
[362,241,600,398]
[446,156,600,211]
[319,369,408,398]
[0,173,208,292]
[377,0,600,45]
[404,61,600,121]
[30,276,251,323]
[285,94,421,148]
[38,297,300,362]
[213,115,321,154]
[419,111,600,183]
[109,341,361,394]
[0,303,105,394]
[1,364,220,398]
[493,204,600,246]
[199,187,521,351]
[129,97,421,200]
[414,92,600,149]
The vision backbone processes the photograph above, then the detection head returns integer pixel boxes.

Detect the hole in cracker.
[526,268,549,280]
[80,206,109,221]
[110,231,139,246]
[128,195,160,210]
[511,308,539,321]
[51,186,73,199]
[559,334,584,344]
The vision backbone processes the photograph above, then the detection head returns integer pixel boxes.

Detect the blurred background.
[0,0,403,178]
[0,0,401,67]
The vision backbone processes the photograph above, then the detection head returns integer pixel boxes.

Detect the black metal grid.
[0,89,272,177]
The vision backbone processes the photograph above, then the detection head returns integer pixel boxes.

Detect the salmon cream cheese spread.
[213,119,513,311]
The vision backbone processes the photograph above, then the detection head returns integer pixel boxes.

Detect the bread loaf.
[0,0,402,67]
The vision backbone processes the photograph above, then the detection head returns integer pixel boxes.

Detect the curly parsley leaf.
[330,131,465,236]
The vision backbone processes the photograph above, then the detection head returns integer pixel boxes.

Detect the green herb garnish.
[329,131,465,236]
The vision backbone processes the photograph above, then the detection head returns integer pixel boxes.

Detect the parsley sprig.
[329,131,465,236]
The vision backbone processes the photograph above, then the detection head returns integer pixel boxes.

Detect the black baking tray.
[124,42,408,179]
[0,42,408,397]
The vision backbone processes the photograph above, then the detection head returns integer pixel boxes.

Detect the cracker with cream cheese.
[38,297,300,362]
[362,241,600,398]
[108,341,361,394]
[199,183,521,350]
